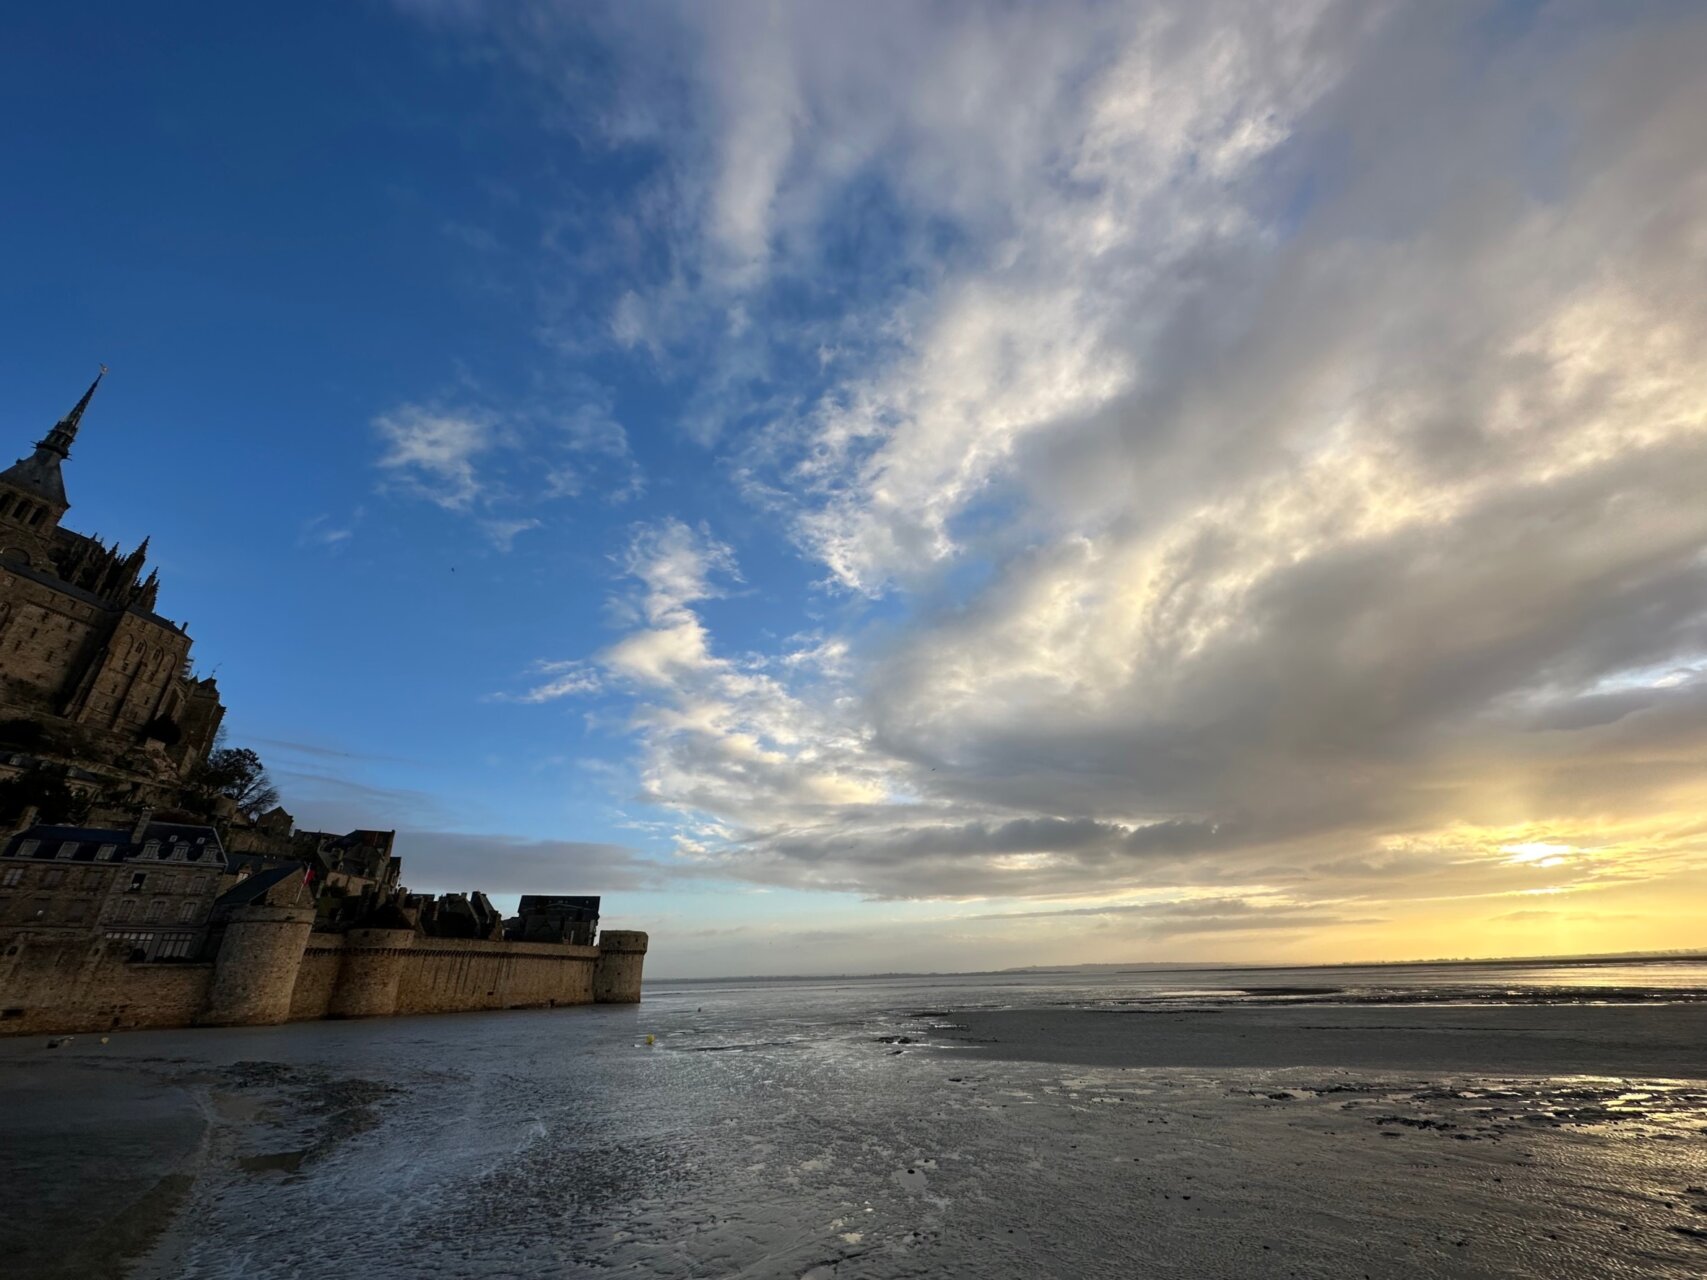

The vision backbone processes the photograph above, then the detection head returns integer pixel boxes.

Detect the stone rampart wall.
[284,935,603,1020]
[288,941,345,1021]
[593,931,648,1004]
[199,906,314,1026]
[0,931,213,1035]
[391,938,599,1015]
[2,918,645,1035]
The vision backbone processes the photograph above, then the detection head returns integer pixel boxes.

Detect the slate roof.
[1,821,227,868]
[215,863,298,907]
[0,448,67,505]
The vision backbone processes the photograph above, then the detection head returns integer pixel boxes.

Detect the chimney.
[129,808,155,843]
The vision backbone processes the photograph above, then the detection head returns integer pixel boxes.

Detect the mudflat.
[5,975,1707,1278]
[934,1002,1707,1076]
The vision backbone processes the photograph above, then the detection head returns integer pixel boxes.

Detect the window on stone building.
[127,871,146,893]
[144,899,165,921]
[115,898,136,921]
[142,841,160,858]
[177,900,198,922]
[188,874,208,894]
[41,868,64,888]
[1,868,21,887]
[31,897,49,918]
[79,869,101,889]
[66,901,86,924]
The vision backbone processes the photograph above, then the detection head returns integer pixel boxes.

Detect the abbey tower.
[0,372,225,819]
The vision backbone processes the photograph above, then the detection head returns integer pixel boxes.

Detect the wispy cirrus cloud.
[298,508,365,551]
[369,376,644,545]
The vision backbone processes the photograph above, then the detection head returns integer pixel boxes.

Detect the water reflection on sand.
[2,959,1704,1279]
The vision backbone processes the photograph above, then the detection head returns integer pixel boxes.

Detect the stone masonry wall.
[199,906,315,1026]
[0,931,213,1035]
[391,938,599,1015]
[284,935,604,1021]
[3,920,643,1035]
[0,567,107,712]
[593,930,648,1003]
[287,941,345,1021]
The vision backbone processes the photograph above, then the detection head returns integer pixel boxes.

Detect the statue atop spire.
[34,365,106,460]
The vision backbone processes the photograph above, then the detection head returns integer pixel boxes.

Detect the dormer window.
[142,840,160,858]
[18,839,39,856]
[57,841,79,859]
[97,844,116,860]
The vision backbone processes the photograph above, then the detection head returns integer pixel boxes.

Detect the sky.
[3,1,1704,977]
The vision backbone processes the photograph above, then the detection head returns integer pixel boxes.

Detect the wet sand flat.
[935,1003,1707,1077]
[0,1063,208,1280]
[4,974,1707,1278]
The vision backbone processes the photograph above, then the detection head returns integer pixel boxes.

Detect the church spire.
[35,365,106,460]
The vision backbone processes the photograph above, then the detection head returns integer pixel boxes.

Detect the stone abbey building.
[0,375,646,1034]
[1,371,225,815]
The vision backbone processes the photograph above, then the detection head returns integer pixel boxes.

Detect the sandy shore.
[931,1002,1707,1076]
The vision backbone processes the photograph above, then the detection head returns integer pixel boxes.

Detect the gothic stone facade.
[0,372,224,813]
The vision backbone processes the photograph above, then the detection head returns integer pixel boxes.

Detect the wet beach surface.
[935,1002,1707,1076]
[2,961,1705,1278]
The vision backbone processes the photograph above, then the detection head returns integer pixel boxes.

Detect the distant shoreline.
[646,950,1707,986]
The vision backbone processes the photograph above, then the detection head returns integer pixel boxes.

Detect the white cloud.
[299,509,363,550]
[373,404,495,511]
[509,659,603,704]
[371,380,642,533]
[480,516,542,550]
[423,2,1707,940]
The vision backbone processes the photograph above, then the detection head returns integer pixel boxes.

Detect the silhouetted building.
[0,373,225,819]
[512,894,600,946]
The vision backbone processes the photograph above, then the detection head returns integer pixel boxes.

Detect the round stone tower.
[200,905,316,1026]
[327,928,416,1018]
[593,930,649,1003]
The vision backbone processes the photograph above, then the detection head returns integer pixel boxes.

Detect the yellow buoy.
[645,1033,656,1046]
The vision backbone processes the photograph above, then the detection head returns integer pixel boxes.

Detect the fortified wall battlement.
[0,908,647,1036]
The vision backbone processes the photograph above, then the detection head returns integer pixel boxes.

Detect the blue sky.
[4,2,1706,976]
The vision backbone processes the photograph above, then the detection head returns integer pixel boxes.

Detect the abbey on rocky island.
[0,374,645,1035]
